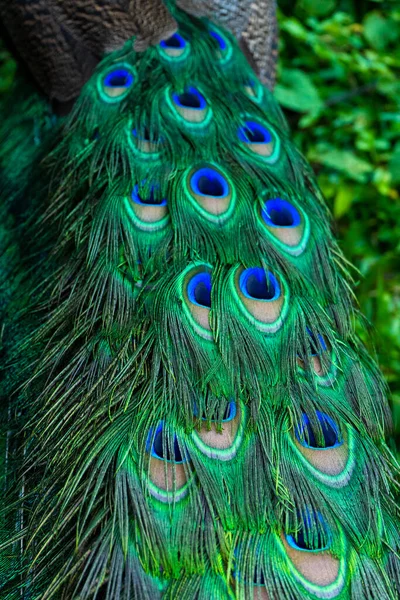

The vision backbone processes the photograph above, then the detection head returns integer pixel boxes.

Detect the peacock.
[0,1,399,598]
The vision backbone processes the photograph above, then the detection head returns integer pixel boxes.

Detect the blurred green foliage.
[278,0,400,449]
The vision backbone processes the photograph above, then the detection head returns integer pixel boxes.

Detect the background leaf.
[363,11,399,51]
[275,69,324,113]
[309,147,373,182]
[334,185,355,218]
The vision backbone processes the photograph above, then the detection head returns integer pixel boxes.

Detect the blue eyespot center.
[233,567,265,586]
[233,546,266,586]
[187,272,212,308]
[210,30,227,51]
[240,268,280,302]
[160,33,186,49]
[131,184,167,206]
[253,570,265,586]
[191,168,229,198]
[262,198,301,228]
[147,423,186,463]
[132,127,153,142]
[296,411,343,449]
[173,87,206,110]
[306,328,328,356]
[286,510,331,552]
[238,121,272,144]
[104,68,133,88]
[221,401,236,421]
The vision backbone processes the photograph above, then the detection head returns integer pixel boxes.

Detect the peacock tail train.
[0,3,399,599]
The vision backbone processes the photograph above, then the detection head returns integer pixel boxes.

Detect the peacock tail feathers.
[0,3,399,599]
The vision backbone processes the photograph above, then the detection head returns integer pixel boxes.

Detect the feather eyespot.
[239,268,281,302]
[283,512,344,592]
[171,87,210,124]
[233,266,288,332]
[131,127,163,155]
[174,88,206,110]
[187,272,212,309]
[146,423,191,502]
[238,121,271,145]
[260,197,310,256]
[263,198,301,228]
[183,268,212,337]
[125,184,169,232]
[192,168,228,198]
[243,78,263,103]
[159,32,189,59]
[232,545,268,592]
[293,411,352,480]
[307,329,328,357]
[192,401,244,461]
[209,29,232,63]
[297,329,334,379]
[186,166,235,221]
[233,566,266,588]
[147,423,187,463]
[286,510,331,553]
[238,120,279,162]
[100,66,135,102]
[296,411,343,450]
[208,401,236,423]
[210,30,227,50]
[104,69,133,89]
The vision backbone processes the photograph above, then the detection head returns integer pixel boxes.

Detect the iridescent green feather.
[0,4,399,600]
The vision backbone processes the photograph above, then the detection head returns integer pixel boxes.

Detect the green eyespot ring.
[166,85,213,127]
[279,527,347,598]
[145,422,193,504]
[231,265,289,333]
[98,64,135,103]
[209,29,233,64]
[124,183,169,232]
[159,32,190,61]
[191,402,246,461]
[180,263,213,341]
[184,164,236,223]
[237,118,280,164]
[258,196,310,257]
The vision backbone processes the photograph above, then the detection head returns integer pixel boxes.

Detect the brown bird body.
[0,0,178,102]
[0,0,278,104]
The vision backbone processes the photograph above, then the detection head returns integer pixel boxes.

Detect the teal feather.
[0,4,399,599]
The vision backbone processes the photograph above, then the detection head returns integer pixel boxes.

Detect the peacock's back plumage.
[0,3,399,599]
